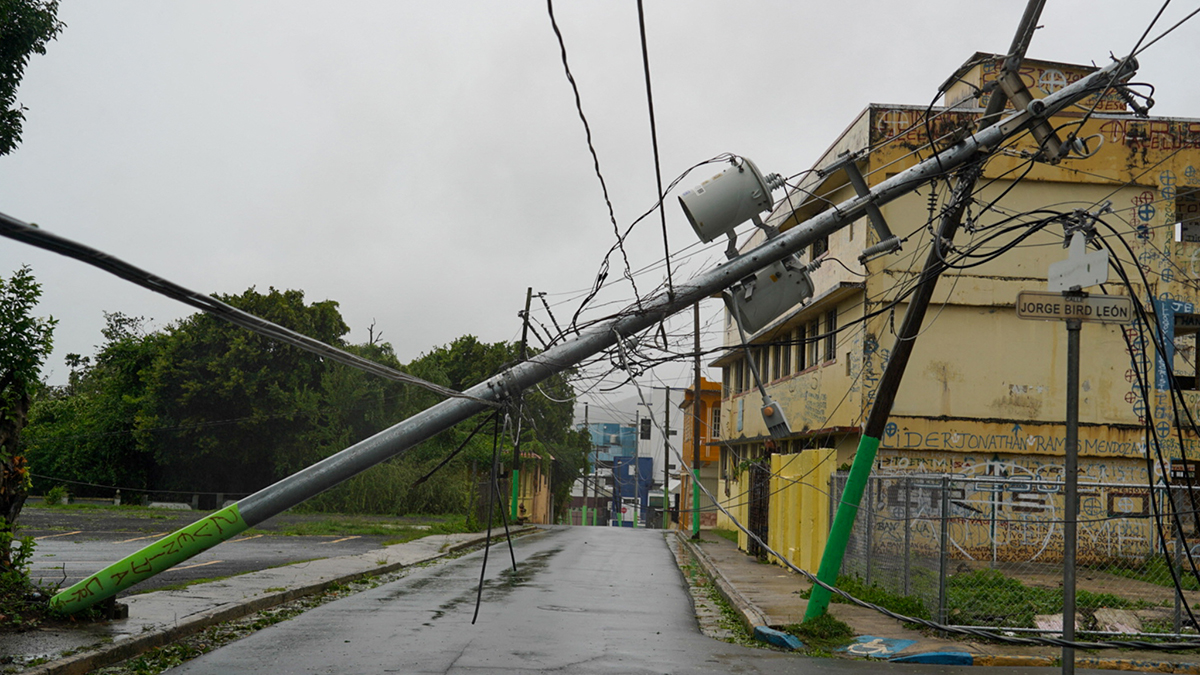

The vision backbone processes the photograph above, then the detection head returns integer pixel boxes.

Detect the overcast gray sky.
[2,1,1196,422]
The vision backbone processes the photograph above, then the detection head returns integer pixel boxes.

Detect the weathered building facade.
[713,53,1200,562]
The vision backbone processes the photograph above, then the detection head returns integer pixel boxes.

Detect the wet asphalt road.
[17,506,396,593]
[168,526,1075,675]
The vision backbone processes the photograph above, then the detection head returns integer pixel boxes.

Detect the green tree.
[24,313,160,500]
[0,265,54,566]
[139,287,348,494]
[0,0,64,155]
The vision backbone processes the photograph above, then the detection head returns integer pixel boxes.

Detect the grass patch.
[711,528,739,544]
[1102,555,1200,592]
[26,503,188,519]
[783,613,854,653]
[799,574,930,621]
[946,568,1148,628]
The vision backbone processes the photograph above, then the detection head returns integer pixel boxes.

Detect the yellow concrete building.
[713,53,1200,563]
[678,377,721,530]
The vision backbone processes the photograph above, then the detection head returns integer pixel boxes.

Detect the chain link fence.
[834,472,1200,638]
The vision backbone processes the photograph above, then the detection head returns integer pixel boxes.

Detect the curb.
[890,653,1056,667]
[893,653,1200,672]
[20,526,540,675]
[673,531,769,635]
[672,533,1200,672]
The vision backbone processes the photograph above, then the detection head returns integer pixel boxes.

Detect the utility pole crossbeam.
[50,56,1136,614]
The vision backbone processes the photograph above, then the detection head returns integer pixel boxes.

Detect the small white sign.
[1048,231,1108,291]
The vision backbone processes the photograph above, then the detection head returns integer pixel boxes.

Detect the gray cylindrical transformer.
[678,158,774,243]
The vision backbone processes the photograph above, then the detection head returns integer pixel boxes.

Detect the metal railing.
[833,473,1198,637]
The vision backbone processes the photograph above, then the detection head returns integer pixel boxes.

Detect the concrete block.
[1094,608,1142,634]
[1034,613,1079,636]
[753,626,804,651]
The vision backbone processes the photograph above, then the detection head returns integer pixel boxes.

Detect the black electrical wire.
[635,0,674,301]
[545,0,642,326]
[0,212,493,407]
[1135,6,1200,56]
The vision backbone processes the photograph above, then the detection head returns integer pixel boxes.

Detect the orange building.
[678,377,722,529]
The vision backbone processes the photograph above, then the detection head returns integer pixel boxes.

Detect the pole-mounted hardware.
[822,150,903,264]
[728,291,792,440]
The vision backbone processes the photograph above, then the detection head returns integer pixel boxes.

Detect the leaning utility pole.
[511,287,533,523]
[805,0,1050,621]
[47,54,1134,613]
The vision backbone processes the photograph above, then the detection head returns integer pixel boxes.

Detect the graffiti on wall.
[1100,120,1200,152]
[860,451,1156,564]
[880,422,1146,460]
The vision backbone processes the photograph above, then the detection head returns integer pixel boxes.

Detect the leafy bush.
[0,531,46,631]
[42,484,68,506]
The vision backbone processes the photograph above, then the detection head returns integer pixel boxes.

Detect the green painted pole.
[53,504,248,614]
[511,468,520,522]
[691,468,701,538]
[804,165,981,621]
[803,435,879,619]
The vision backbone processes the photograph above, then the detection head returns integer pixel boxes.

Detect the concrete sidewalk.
[677,530,1200,671]
[3,528,537,675]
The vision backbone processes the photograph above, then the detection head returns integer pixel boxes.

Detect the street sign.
[1048,231,1109,291]
[1016,291,1134,324]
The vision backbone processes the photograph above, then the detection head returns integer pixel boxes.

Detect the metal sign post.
[1018,233,1132,674]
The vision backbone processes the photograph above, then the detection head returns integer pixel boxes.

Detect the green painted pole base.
[511,468,520,523]
[804,435,881,621]
[51,503,248,614]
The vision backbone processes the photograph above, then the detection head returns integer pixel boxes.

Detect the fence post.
[938,475,950,624]
[865,477,875,586]
[1175,513,1184,634]
[903,476,911,596]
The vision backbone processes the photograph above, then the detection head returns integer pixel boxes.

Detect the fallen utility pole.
[49,56,1136,613]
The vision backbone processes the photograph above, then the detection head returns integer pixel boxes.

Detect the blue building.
[610,456,654,527]
[582,422,636,464]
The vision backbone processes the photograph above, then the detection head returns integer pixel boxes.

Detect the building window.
[1177,189,1200,243]
[780,337,791,375]
[734,360,745,394]
[824,309,838,362]
[711,407,722,439]
[722,366,730,398]
[770,343,782,380]
[1174,314,1198,390]
[807,319,820,368]
[796,325,807,372]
